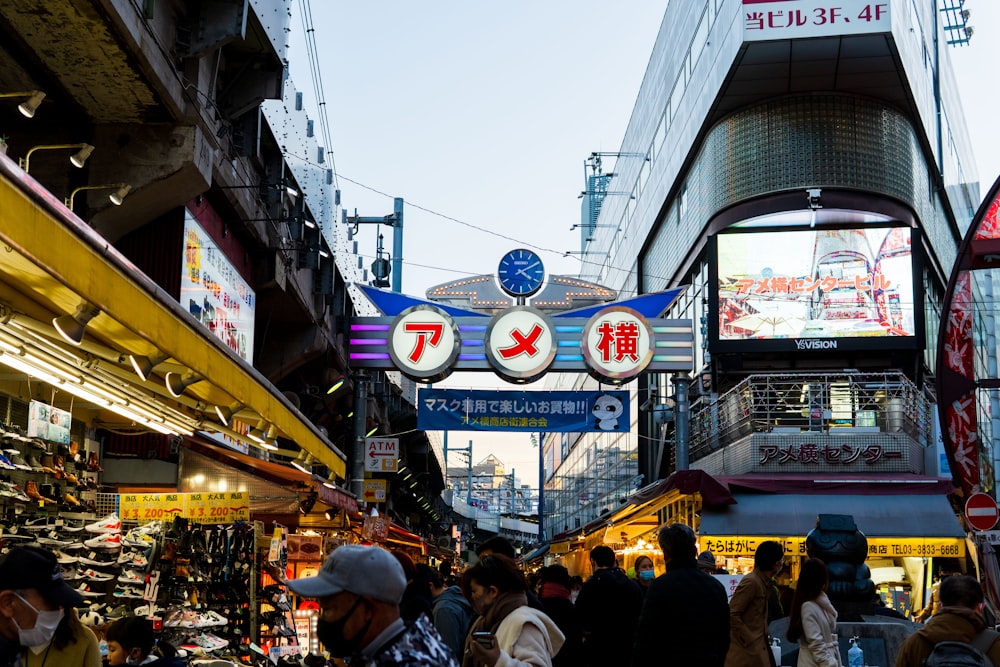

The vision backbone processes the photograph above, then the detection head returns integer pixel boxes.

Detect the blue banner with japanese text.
[417,389,631,433]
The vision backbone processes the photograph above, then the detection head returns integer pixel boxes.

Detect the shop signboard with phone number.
[119,492,250,523]
[700,535,965,558]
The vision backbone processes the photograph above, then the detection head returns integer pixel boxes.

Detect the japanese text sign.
[119,491,249,524]
[362,479,388,503]
[742,1,889,41]
[417,389,630,433]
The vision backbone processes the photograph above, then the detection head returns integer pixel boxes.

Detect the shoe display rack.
[0,425,102,513]
[158,515,259,658]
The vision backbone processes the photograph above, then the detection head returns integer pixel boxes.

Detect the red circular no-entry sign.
[965,492,999,531]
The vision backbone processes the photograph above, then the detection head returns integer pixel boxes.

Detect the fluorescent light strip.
[0,352,64,386]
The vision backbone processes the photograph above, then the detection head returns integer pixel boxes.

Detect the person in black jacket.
[574,545,644,667]
[631,524,731,667]
[537,565,583,667]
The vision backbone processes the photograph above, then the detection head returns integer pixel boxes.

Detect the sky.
[288,2,1000,490]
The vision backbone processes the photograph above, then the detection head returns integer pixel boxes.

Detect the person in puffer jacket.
[422,563,473,661]
[461,554,565,667]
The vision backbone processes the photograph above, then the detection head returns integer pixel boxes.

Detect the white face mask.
[13,593,63,652]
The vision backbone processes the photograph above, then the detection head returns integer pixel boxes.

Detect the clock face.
[497,249,545,297]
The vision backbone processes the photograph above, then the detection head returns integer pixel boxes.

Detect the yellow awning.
[0,155,344,476]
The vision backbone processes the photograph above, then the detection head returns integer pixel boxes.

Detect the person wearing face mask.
[23,608,101,667]
[0,545,86,667]
[287,544,459,667]
[461,554,564,667]
[632,556,656,597]
[632,524,730,667]
[105,617,182,667]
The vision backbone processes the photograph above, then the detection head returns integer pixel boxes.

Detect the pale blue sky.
[289,2,1000,488]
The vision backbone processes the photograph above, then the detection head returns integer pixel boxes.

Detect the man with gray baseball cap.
[288,545,459,666]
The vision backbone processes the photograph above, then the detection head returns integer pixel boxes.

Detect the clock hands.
[515,261,541,279]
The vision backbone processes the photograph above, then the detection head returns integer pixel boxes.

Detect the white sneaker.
[80,568,115,582]
[83,532,121,550]
[85,513,121,534]
[117,570,146,584]
[75,583,106,598]
[52,550,79,564]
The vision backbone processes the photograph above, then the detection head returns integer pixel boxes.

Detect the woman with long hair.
[786,558,842,667]
[461,554,565,667]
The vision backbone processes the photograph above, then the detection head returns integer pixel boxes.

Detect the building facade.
[0,0,446,537]
[545,0,980,570]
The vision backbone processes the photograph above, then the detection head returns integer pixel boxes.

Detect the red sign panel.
[965,492,999,532]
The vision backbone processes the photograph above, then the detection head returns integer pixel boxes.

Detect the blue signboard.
[417,389,630,433]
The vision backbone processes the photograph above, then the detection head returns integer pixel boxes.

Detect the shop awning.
[0,156,345,476]
[700,493,965,538]
[519,544,549,563]
[186,438,312,488]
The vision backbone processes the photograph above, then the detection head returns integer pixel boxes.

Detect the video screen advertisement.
[709,226,923,353]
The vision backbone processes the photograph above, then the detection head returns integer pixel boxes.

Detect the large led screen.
[714,227,917,350]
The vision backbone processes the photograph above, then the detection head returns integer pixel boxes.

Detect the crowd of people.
[1,532,997,667]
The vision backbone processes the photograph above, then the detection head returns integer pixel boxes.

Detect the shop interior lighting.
[214,401,245,427]
[128,353,169,381]
[165,370,202,397]
[324,510,333,521]
[65,183,131,210]
[260,424,279,451]
[0,90,46,118]
[326,375,347,395]
[247,419,268,443]
[52,302,101,345]
[19,143,94,174]
[291,452,315,473]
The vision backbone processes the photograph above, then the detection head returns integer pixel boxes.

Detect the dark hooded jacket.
[631,555,731,667]
[894,606,1000,667]
[575,567,644,667]
[431,585,474,661]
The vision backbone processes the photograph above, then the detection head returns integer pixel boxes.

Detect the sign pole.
[537,431,545,543]
[351,370,368,505]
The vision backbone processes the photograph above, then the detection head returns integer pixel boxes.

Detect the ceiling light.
[214,402,245,427]
[291,453,315,473]
[19,143,94,174]
[247,419,267,443]
[128,353,169,381]
[326,375,346,395]
[366,422,379,437]
[65,183,130,211]
[70,144,94,168]
[0,90,45,118]
[322,473,339,489]
[165,371,202,397]
[109,184,131,205]
[52,302,100,345]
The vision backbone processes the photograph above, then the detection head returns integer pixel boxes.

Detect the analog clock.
[497,249,545,297]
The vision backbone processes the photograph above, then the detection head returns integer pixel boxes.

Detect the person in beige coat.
[786,559,842,667]
[725,541,785,667]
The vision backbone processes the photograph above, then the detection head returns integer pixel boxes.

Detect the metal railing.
[689,371,931,460]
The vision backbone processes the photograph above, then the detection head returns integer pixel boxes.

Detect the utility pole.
[535,432,545,542]
[344,197,404,292]
[444,437,473,504]
[351,370,368,503]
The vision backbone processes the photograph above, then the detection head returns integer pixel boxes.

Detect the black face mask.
[317,596,371,658]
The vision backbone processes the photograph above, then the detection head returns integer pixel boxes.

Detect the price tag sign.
[119,493,185,523]
[118,492,248,523]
